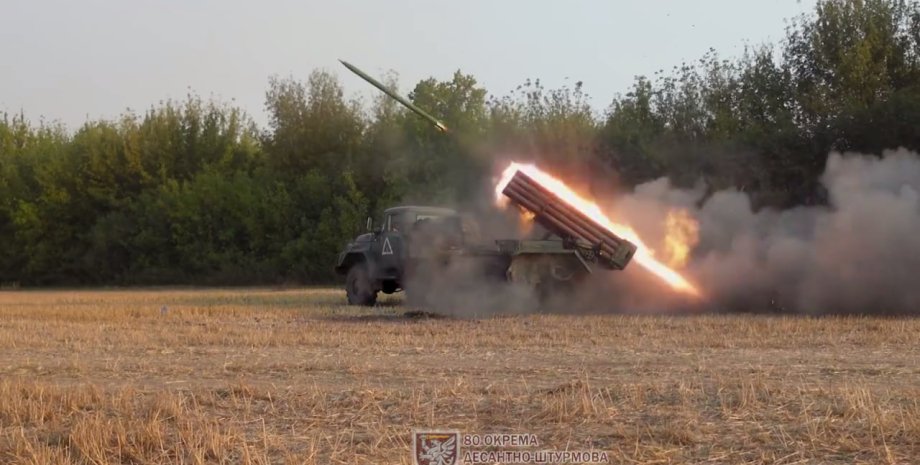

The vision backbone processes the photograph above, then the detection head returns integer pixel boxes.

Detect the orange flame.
[663,209,699,269]
[495,162,702,297]
[518,208,536,233]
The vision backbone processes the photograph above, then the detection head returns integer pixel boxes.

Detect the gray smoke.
[399,184,542,317]
[403,257,541,318]
[604,149,920,314]
[399,149,920,315]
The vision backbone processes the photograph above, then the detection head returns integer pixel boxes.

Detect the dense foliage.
[3,0,920,285]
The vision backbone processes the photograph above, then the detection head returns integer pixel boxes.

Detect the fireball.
[663,209,699,269]
[495,162,702,297]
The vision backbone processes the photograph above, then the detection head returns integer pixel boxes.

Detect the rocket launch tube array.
[502,170,636,269]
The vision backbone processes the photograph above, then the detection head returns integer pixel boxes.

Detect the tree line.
[3,0,920,286]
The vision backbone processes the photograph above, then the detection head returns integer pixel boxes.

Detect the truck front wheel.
[346,265,377,306]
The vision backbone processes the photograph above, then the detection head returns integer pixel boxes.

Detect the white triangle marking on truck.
[382,237,393,255]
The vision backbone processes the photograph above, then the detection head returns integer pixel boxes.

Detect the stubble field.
[1,288,919,464]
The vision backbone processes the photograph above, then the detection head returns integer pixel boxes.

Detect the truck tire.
[346,265,377,306]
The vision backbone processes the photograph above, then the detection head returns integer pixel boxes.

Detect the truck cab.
[334,206,462,305]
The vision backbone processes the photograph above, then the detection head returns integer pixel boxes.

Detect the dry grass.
[1,288,919,464]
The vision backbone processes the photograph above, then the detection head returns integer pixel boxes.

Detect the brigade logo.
[382,237,394,255]
[413,430,459,465]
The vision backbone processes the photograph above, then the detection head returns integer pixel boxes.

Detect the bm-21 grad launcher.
[335,60,636,306]
[501,170,637,271]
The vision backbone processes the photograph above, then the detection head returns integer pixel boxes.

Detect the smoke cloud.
[604,149,920,314]
[398,149,920,316]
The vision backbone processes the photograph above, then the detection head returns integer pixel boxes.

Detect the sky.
[1,0,818,130]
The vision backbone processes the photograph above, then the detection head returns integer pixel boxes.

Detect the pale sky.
[2,0,817,130]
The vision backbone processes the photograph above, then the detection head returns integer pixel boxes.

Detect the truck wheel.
[346,265,377,306]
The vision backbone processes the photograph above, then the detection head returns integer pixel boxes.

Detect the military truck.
[334,171,638,307]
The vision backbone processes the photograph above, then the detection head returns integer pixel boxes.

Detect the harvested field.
[1,288,919,464]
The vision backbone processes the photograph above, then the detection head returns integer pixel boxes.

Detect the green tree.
[490,79,598,164]
[263,71,365,178]
[385,71,489,205]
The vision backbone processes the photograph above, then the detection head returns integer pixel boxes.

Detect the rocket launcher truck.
[333,60,636,306]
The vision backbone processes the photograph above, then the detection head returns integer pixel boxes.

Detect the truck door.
[374,212,404,278]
